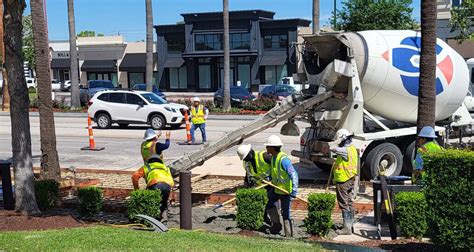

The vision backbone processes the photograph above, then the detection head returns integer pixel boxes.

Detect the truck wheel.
[96,113,111,129]
[364,143,403,179]
[402,141,416,173]
[150,114,165,130]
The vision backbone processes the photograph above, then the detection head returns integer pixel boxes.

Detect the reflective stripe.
[143,162,174,187]
[191,105,206,125]
[333,145,359,183]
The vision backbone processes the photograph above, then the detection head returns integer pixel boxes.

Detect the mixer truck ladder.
[168,91,334,177]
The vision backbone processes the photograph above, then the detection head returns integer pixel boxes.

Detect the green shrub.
[304,193,336,236]
[423,149,474,250]
[242,98,276,111]
[127,189,162,223]
[394,192,427,239]
[77,186,103,216]
[236,188,268,230]
[35,179,59,210]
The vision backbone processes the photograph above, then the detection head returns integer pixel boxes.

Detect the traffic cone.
[178,108,202,145]
[81,113,105,151]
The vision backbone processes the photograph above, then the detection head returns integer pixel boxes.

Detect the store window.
[264,65,287,84]
[263,34,288,50]
[64,70,70,81]
[198,65,211,89]
[169,66,187,89]
[167,39,185,53]
[195,34,222,51]
[128,72,145,86]
[230,33,250,50]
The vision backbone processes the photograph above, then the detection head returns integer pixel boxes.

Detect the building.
[154,10,311,92]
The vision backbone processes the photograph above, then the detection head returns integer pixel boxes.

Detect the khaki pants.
[336,177,355,212]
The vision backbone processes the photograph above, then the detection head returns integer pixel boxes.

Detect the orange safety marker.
[184,109,192,143]
[81,112,105,151]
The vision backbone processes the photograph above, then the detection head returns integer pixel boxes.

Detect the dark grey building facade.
[155,10,310,92]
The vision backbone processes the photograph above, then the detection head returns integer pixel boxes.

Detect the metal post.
[0,160,14,210]
[179,171,192,230]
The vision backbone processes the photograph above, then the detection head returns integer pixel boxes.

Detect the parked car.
[131,84,166,100]
[259,84,296,100]
[51,79,62,91]
[26,77,37,90]
[214,86,255,107]
[61,80,71,91]
[79,80,116,106]
[88,90,186,130]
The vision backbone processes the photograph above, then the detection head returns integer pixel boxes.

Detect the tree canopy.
[77,30,104,37]
[448,0,474,43]
[22,15,35,69]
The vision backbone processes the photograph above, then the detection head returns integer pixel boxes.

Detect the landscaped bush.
[394,192,427,239]
[304,193,336,237]
[242,97,276,111]
[423,149,474,251]
[236,188,268,230]
[77,186,103,216]
[35,179,59,210]
[127,189,162,223]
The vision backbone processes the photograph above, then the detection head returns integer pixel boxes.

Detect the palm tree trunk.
[68,0,80,108]
[30,0,61,181]
[222,0,231,111]
[417,0,437,137]
[4,0,40,215]
[145,0,153,91]
[0,0,10,112]
[313,0,320,34]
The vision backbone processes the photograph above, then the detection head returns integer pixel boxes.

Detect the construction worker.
[264,135,299,237]
[190,97,208,143]
[131,154,175,220]
[237,144,271,187]
[413,126,443,184]
[141,129,171,163]
[330,128,359,235]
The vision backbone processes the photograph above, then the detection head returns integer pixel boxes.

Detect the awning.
[50,59,70,69]
[259,54,287,66]
[164,57,185,68]
[81,60,116,72]
[119,53,145,72]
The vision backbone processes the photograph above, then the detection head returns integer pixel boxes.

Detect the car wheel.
[364,142,403,179]
[96,113,112,129]
[150,114,165,130]
[118,123,129,128]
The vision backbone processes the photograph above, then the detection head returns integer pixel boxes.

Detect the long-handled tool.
[376,160,397,240]
[212,183,267,212]
[325,163,336,192]
[261,180,309,204]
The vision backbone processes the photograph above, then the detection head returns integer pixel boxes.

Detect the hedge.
[35,179,59,211]
[304,193,336,236]
[127,189,162,223]
[77,186,103,217]
[423,149,474,250]
[236,188,268,230]
[394,192,427,239]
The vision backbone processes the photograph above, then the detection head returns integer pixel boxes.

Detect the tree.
[416,0,437,136]
[68,0,80,108]
[77,30,103,37]
[3,0,40,214]
[145,0,153,92]
[313,0,320,34]
[30,0,61,181]
[448,0,474,43]
[22,14,34,70]
[0,0,9,112]
[336,0,416,31]
[222,0,231,111]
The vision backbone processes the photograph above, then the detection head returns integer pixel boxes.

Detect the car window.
[277,85,295,93]
[126,93,144,105]
[141,93,167,105]
[132,84,145,91]
[97,93,108,102]
[262,86,274,93]
[231,87,249,95]
[108,93,125,103]
[89,81,114,89]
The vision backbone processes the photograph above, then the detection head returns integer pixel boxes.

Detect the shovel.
[261,180,309,204]
[212,183,267,212]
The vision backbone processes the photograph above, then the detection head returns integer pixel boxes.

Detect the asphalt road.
[0,114,307,171]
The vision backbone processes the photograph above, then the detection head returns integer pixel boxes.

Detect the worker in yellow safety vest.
[132,154,174,221]
[189,97,208,143]
[141,129,171,164]
[237,144,272,187]
[330,129,359,235]
[264,135,299,237]
[413,126,443,184]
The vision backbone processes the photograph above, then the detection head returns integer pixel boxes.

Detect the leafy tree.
[448,0,474,43]
[22,14,35,70]
[336,0,416,31]
[77,30,104,37]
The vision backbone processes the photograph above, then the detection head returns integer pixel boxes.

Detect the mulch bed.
[355,239,446,251]
[0,210,85,231]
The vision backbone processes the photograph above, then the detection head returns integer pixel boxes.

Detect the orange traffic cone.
[81,113,105,151]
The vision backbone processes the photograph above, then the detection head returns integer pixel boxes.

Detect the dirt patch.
[355,239,446,251]
[0,211,85,231]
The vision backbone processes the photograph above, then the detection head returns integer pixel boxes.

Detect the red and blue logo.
[382,36,453,96]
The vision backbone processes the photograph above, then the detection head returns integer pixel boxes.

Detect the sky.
[24,0,421,42]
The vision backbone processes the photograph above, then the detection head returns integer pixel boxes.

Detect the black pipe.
[0,161,14,210]
[179,171,192,230]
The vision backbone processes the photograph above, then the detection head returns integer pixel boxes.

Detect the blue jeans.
[266,189,292,220]
[190,123,206,143]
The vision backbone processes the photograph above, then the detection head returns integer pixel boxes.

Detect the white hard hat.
[143,129,161,140]
[193,97,200,102]
[264,135,284,147]
[336,129,351,142]
[418,126,436,138]
[237,144,252,160]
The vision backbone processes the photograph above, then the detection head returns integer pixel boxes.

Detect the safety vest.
[143,161,174,188]
[243,151,271,183]
[141,141,163,163]
[333,145,359,183]
[190,105,206,125]
[270,152,292,195]
[414,141,443,169]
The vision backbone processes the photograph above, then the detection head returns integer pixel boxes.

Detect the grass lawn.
[0,226,321,251]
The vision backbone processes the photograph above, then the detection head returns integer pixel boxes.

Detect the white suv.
[88,90,186,130]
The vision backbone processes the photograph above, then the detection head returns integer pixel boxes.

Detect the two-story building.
[154,10,311,92]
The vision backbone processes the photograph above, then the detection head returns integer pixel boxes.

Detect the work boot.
[160,209,168,225]
[283,220,294,237]
[263,210,272,226]
[268,207,282,234]
[335,210,352,235]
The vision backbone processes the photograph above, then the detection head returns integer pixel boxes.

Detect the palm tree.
[145,0,153,92]
[416,0,437,137]
[3,0,40,214]
[222,0,231,111]
[68,0,80,109]
[313,0,320,34]
[30,0,61,180]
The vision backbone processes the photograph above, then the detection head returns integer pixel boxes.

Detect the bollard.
[0,160,14,210]
[179,171,192,230]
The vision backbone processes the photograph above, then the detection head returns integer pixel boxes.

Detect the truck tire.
[402,141,416,173]
[96,113,111,129]
[364,143,403,179]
